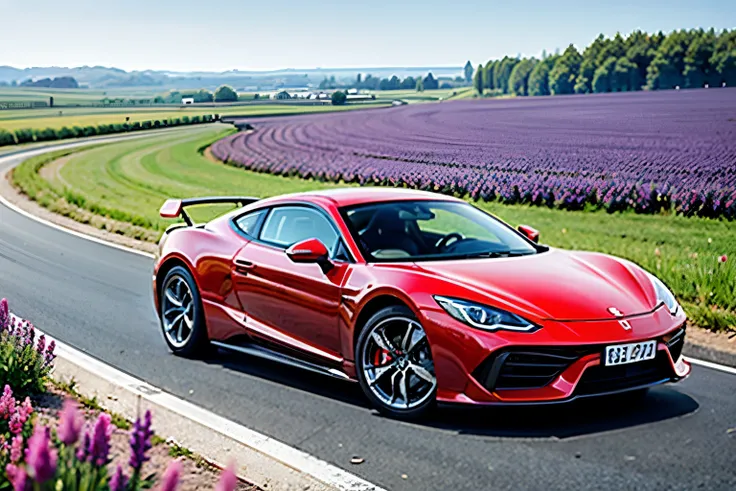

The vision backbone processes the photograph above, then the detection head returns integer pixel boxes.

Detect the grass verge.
[9,127,736,333]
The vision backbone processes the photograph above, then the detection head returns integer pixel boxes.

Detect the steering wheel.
[435,233,464,251]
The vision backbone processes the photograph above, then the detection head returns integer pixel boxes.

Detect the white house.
[181,97,194,105]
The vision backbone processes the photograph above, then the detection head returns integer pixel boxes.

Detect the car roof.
[262,187,463,208]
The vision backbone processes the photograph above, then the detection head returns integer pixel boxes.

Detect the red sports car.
[153,188,691,418]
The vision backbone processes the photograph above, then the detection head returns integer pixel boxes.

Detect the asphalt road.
[1,145,735,491]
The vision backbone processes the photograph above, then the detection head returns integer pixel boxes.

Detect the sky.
[1,0,734,72]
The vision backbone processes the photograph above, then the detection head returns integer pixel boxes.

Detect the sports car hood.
[416,249,658,322]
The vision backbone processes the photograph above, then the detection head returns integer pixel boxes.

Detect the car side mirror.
[286,238,333,273]
[517,225,539,243]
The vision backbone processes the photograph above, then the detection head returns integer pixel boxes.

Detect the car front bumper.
[421,306,691,405]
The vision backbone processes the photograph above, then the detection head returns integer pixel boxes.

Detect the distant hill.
[20,76,79,88]
[0,65,462,91]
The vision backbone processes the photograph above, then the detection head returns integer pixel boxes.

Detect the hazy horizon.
[1,0,734,72]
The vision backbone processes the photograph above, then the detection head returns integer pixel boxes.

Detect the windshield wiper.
[457,250,531,259]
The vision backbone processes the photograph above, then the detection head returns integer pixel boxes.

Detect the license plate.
[604,340,656,366]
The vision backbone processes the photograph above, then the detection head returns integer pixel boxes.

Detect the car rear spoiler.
[159,196,258,226]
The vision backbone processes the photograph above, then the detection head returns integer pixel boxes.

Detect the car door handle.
[234,259,255,273]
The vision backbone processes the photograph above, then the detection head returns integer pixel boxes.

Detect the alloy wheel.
[161,275,195,348]
[361,316,437,410]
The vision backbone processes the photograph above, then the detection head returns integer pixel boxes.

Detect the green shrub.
[0,129,15,146]
[83,126,98,137]
[182,116,190,124]
[331,91,347,105]
[14,129,35,144]
[191,116,201,124]
[34,128,58,142]
[172,118,181,125]
[214,84,238,102]
[56,126,75,140]
[142,120,152,129]
[153,120,161,128]
[131,122,141,130]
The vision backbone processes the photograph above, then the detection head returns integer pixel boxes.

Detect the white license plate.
[604,340,656,366]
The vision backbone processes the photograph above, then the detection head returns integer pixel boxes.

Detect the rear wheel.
[355,306,437,419]
[159,266,209,357]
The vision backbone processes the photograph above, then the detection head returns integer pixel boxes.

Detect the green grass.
[0,103,386,132]
[11,127,736,332]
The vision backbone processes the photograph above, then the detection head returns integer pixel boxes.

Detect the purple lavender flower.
[18,397,32,424]
[25,425,58,483]
[159,459,182,491]
[88,413,112,466]
[0,298,8,331]
[110,464,129,491]
[36,334,46,355]
[216,462,238,491]
[9,412,23,435]
[57,399,82,446]
[0,385,15,418]
[5,463,28,491]
[44,341,56,366]
[10,435,23,463]
[129,409,153,471]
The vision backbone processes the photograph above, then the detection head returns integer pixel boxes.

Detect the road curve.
[1,141,735,491]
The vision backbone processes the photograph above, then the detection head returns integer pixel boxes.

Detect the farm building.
[181,97,194,105]
[270,91,292,100]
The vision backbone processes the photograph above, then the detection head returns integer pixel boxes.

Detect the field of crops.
[213,88,736,219]
[0,103,383,132]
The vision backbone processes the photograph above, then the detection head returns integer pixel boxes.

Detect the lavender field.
[212,89,736,219]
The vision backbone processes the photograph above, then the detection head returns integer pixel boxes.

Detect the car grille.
[473,347,592,391]
[574,352,672,396]
[473,326,685,393]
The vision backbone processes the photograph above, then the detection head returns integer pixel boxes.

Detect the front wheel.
[159,265,209,357]
[355,306,437,419]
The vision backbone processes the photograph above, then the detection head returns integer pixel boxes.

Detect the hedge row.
[0,114,221,147]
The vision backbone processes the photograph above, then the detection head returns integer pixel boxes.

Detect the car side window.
[234,209,266,237]
[260,207,339,255]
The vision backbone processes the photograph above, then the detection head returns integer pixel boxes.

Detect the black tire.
[355,305,437,420]
[159,265,209,358]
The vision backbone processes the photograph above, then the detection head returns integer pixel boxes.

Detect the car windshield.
[342,200,538,262]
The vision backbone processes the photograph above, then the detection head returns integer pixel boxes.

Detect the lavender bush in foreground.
[2,391,239,491]
[0,299,55,398]
[212,89,736,219]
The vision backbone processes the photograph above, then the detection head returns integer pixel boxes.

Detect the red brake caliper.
[374,348,393,366]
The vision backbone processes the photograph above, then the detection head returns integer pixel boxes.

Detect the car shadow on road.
[205,348,370,408]
[205,348,698,438]
[426,387,699,439]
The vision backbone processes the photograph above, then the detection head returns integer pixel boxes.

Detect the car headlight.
[433,296,538,332]
[645,271,680,316]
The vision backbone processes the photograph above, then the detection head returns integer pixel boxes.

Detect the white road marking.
[685,356,736,376]
[8,315,384,491]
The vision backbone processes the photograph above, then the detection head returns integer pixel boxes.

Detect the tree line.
[156,85,239,104]
[473,28,736,97]
[320,72,463,91]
